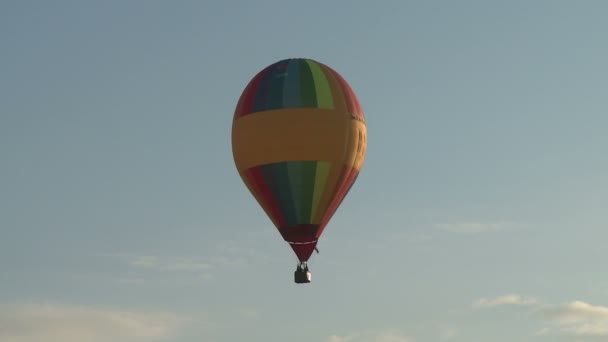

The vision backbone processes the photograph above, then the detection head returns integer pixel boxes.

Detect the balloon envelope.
[231,58,367,262]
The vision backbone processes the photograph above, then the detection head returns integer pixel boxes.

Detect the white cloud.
[434,222,508,234]
[473,294,608,338]
[101,253,240,280]
[92,242,265,286]
[374,331,411,342]
[327,334,355,342]
[473,294,539,308]
[235,307,259,319]
[537,301,608,337]
[540,301,608,324]
[0,303,188,342]
[129,255,213,272]
[439,328,457,339]
[327,330,410,342]
[100,240,261,280]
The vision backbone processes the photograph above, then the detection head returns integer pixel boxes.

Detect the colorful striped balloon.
[231,58,367,262]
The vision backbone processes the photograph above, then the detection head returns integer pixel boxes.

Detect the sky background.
[2,1,608,341]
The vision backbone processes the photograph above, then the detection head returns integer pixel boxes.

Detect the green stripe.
[310,161,331,222]
[287,161,318,224]
[262,163,297,226]
[287,162,304,224]
[299,161,317,223]
[307,61,333,109]
[260,160,333,226]
[299,60,317,107]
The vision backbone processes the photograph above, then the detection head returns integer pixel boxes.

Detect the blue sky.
[1,1,608,341]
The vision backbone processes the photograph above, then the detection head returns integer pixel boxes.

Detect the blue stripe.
[252,67,275,113]
[282,59,301,108]
[266,60,289,110]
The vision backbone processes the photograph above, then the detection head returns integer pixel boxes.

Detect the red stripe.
[290,241,318,262]
[279,224,318,243]
[247,166,287,227]
[234,66,272,119]
[332,70,363,119]
[234,81,253,119]
[242,168,271,219]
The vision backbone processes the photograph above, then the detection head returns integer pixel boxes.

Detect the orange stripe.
[232,108,349,171]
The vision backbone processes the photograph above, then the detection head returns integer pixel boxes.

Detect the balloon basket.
[294,263,312,284]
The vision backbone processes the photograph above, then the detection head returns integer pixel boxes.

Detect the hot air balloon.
[231,58,367,283]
